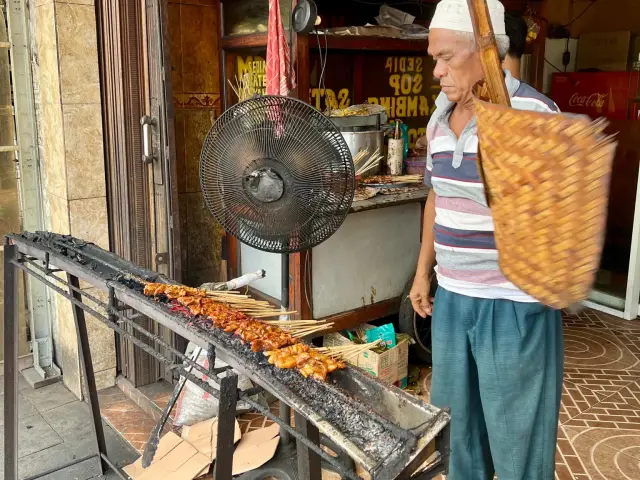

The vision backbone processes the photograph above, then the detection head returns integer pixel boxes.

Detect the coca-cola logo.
[568,92,608,109]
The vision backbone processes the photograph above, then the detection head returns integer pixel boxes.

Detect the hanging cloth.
[266,0,296,96]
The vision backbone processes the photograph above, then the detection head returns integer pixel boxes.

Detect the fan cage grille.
[200,96,355,254]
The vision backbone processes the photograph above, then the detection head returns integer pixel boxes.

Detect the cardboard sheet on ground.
[232,423,281,475]
[123,432,210,480]
[182,417,242,460]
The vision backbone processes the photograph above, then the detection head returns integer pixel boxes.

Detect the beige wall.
[32,0,115,397]
[28,0,226,396]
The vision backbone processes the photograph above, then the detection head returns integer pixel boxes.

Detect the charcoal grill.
[3,232,450,480]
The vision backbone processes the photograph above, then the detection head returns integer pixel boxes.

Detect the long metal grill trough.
[3,232,450,480]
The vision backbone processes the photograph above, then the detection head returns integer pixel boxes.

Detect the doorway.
[96,0,182,387]
[96,0,224,387]
[585,120,640,320]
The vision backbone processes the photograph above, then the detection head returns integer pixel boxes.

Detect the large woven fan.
[468,0,616,308]
[200,96,355,254]
[474,101,615,308]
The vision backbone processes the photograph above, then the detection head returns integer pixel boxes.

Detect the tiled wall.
[32,0,115,397]
[168,0,224,287]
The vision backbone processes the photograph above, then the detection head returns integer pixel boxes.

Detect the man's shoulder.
[511,82,560,113]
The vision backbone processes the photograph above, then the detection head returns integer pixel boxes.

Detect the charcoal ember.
[188,314,404,460]
[118,278,145,294]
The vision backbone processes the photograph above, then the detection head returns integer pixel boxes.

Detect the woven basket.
[473,98,617,309]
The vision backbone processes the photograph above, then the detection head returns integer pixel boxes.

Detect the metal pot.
[340,130,384,178]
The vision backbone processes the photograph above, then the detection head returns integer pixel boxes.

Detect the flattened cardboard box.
[323,327,409,389]
[123,432,210,480]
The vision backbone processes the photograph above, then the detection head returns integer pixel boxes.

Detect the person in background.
[410,1,563,479]
[503,11,528,80]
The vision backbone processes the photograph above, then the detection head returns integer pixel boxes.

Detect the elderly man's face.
[428,29,485,104]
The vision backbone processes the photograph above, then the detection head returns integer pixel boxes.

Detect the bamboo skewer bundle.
[467,0,617,308]
[352,148,369,169]
[317,339,383,360]
[228,73,257,102]
[262,320,317,325]
[355,148,384,177]
[391,174,423,183]
[360,174,424,184]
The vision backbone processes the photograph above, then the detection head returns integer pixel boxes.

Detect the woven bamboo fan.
[467,0,617,308]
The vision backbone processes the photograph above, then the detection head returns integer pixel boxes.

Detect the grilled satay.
[264,345,346,380]
[144,283,206,298]
[144,284,345,380]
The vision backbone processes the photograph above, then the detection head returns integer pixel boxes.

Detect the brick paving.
[98,388,174,454]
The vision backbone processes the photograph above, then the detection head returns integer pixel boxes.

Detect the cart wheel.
[398,274,434,365]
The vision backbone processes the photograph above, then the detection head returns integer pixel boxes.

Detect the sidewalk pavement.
[0,376,137,480]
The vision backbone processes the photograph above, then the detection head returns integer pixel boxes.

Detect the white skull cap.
[429,0,506,36]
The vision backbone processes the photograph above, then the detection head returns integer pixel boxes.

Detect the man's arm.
[410,188,436,316]
[417,189,436,278]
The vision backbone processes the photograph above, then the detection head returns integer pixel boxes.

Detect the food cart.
[218,0,548,343]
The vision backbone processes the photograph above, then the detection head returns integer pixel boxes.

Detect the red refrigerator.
[552,72,640,293]
[550,72,640,121]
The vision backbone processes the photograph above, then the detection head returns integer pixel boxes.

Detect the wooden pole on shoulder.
[467,0,511,107]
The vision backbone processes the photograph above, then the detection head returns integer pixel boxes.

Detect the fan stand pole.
[280,253,292,445]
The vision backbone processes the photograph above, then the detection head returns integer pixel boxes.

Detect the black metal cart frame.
[3,233,450,480]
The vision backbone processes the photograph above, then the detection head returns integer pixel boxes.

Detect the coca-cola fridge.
[550,72,640,121]
[550,72,640,321]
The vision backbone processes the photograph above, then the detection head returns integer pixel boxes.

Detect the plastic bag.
[364,323,397,348]
[173,342,260,427]
[525,15,540,44]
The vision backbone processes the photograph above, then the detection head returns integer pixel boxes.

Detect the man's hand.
[409,274,434,318]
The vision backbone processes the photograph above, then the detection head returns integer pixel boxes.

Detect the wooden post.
[466,0,511,107]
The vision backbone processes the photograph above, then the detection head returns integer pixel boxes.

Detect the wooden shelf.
[222,31,428,53]
[222,33,267,50]
[309,35,428,52]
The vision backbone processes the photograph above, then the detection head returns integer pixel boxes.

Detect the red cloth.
[266,0,296,96]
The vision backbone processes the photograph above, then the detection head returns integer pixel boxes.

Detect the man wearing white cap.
[409,1,562,479]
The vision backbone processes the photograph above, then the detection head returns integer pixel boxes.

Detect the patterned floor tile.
[563,327,640,371]
[565,380,640,431]
[563,426,640,479]
[593,311,640,332]
[562,309,612,330]
[237,402,281,434]
[556,425,590,479]
[561,368,639,422]
[138,381,173,411]
[608,328,640,361]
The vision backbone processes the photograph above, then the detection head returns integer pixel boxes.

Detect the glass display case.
[222,0,291,36]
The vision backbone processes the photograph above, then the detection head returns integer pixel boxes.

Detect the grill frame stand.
[3,232,450,480]
[4,243,19,480]
[67,273,110,475]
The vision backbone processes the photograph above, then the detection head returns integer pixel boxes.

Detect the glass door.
[584,120,640,320]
